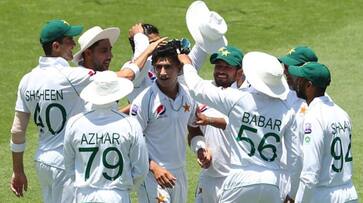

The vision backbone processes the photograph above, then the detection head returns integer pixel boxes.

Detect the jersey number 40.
[33,102,66,135]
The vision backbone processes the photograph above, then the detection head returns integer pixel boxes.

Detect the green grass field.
[1,0,362,202]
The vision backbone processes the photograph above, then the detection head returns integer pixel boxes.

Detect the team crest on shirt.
[304,123,312,134]
[299,105,307,114]
[183,102,190,112]
[131,104,139,116]
[154,104,166,119]
[148,71,157,82]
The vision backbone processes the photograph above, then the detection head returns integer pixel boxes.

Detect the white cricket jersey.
[183,64,302,197]
[295,96,357,202]
[15,56,94,168]
[281,90,307,166]
[64,107,148,191]
[230,80,250,90]
[124,34,208,102]
[130,82,197,169]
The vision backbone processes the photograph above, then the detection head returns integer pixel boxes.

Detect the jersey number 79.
[79,147,124,181]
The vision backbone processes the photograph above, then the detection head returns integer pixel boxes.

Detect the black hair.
[129,23,159,53]
[142,23,159,36]
[151,41,181,66]
[41,36,64,56]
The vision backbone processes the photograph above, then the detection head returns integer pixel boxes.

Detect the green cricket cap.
[210,46,244,68]
[40,19,83,44]
[279,46,318,66]
[288,62,331,87]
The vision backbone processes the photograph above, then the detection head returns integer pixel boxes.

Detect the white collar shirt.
[130,82,197,169]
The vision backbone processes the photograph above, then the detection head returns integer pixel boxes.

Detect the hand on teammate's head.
[146,37,168,56]
[178,54,192,65]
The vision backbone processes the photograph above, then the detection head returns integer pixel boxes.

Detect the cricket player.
[9,19,163,203]
[279,46,318,90]
[64,71,148,202]
[278,45,317,200]
[130,41,202,203]
[193,46,245,203]
[288,62,358,203]
[72,26,120,72]
[179,51,302,203]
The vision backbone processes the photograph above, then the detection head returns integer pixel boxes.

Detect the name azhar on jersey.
[81,132,122,145]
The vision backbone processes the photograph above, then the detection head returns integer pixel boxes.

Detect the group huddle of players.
[9,1,358,203]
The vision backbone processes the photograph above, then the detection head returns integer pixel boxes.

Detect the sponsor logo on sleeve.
[88,70,95,76]
[148,71,157,82]
[198,104,208,113]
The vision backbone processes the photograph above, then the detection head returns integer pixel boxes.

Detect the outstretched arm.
[10,111,30,197]
[117,37,167,80]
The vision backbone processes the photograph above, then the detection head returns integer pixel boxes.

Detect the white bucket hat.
[186,0,228,54]
[243,51,289,100]
[73,26,120,65]
[80,71,134,105]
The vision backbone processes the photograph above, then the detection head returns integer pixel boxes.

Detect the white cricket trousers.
[218,184,280,203]
[35,161,74,203]
[195,174,226,203]
[74,187,130,203]
[297,181,358,203]
[138,167,187,203]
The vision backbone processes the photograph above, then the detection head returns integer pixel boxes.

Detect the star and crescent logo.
[183,102,190,112]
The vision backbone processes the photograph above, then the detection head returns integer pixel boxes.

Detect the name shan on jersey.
[242,112,282,131]
[81,132,121,145]
[331,121,351,135]
[25,89,64,101]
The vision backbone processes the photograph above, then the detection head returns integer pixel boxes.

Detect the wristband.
[190,135,206,154]
[10,140,26,152]
[122,61,140,76]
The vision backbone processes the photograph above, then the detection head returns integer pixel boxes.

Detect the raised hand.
[128,23,144,38]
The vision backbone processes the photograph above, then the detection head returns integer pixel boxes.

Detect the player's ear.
[177,62,183,75]
[84,49,93,58]
[52,41,61,51]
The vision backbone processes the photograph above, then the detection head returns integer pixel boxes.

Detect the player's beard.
[214,73,234,88]
[295,79,308,100]
[93,59,108,72]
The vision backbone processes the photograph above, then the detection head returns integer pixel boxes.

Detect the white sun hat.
[80,71,134,105]
[73,26,120,65]
[243,51,289,100]
[186,0,228,54]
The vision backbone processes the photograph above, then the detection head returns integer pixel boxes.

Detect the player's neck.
[157,82,179,100]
